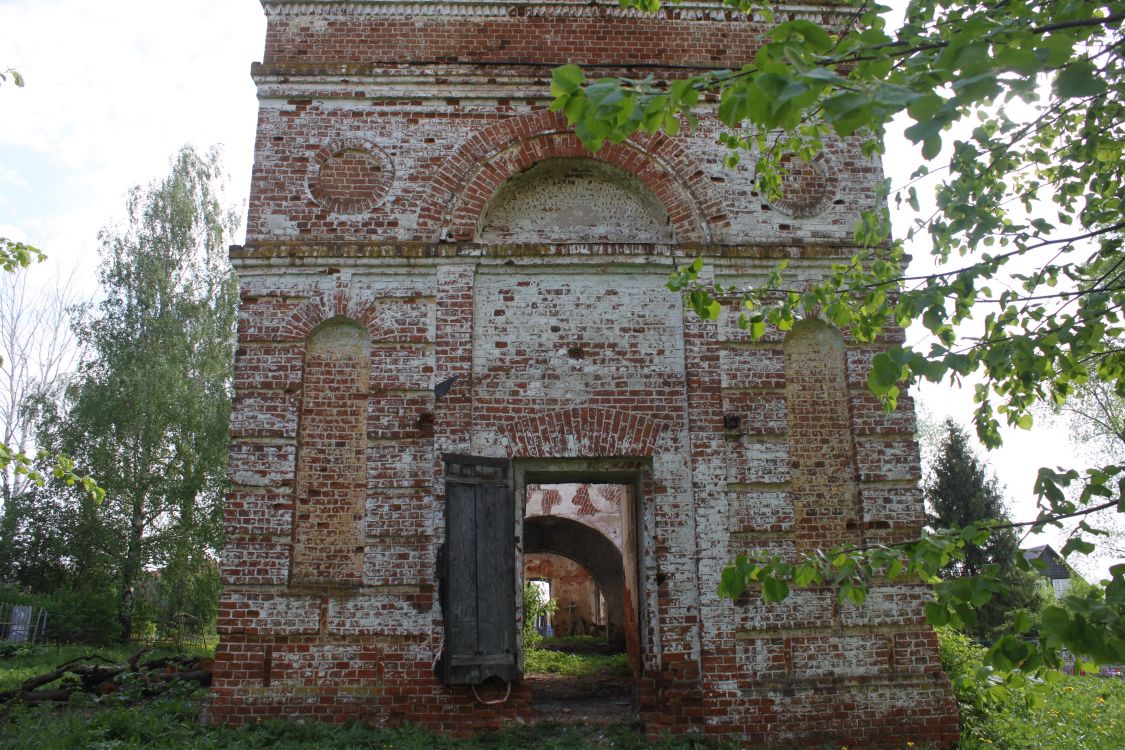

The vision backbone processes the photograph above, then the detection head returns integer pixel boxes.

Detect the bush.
[43,585,121,644]
[0,585,41,607]
[0,642,46,660]
[938,626,1125,748]
[0,581,122,646]
[522,582,557,650]
[957,675,1125,749]
[936,626,990,732]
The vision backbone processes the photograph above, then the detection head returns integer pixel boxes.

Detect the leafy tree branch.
[0,238,45,273]
[0,67,24,88]
[552,0,1125,685]
[0,241,100,504]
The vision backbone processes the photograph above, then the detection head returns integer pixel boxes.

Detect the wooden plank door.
[442,454,518,685]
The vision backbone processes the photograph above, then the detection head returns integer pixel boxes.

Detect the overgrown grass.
[961,676,1125,749]
[0,695,770,750]
[538,635,604,648]
[3,634,1123,749]
[938,626,1125,748]
[524,648,631,678]
[0,644,137,693]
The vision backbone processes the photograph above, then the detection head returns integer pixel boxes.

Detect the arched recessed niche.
[783,319,861,550]
[291,317,371,587]
[477,158,674,244]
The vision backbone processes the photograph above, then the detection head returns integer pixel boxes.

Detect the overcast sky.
[0,1,1117,577]
[0,0,264,281]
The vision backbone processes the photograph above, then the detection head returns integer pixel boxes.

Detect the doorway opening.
[520,478,642,722]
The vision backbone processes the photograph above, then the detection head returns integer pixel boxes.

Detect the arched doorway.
[519,476,644,722]
[524,514,627,645]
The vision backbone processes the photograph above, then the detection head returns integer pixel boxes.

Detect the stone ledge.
[230,240,865,263]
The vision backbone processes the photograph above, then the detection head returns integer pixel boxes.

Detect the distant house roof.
[1023,544,1070,580]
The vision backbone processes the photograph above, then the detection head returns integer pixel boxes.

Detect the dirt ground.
[527,673,636,723]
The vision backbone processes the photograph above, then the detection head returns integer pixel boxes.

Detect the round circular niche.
[308,140,393,215]
[769,153,836,218]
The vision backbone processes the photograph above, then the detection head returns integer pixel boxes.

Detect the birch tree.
[42,146,238,641]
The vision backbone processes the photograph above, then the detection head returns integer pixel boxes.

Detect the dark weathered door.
[442,454,517,685]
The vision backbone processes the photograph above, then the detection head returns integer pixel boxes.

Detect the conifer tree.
[926,419,1045,643]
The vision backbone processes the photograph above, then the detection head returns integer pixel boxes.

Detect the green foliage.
[0,642,46,661]
[0,446,103,506]
[0,585,38,607]
[559,1,1125,438]
[557,0,1125,687]
[12,146,238,643]
[937,626,1125,747]
[523,582,558,650]
[524,649,631,678]
[0,644,142,693]
[0,67,24,88]
[538,635,604,649]
[0,240,102,507]
[967,676,1125,749]
[0,238,43,273]
[1038,374,1125,558]
[1,107,104,521]
[716,514,1125,696]
[43,584,125,645]
[926,421,1047,642]
[0,645,976,747]
[936,626,992,729]
[0,691,778,749]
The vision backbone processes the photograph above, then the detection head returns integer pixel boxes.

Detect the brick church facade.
[210,2,960,746]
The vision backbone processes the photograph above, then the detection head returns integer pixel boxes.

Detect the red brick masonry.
[210,2,959,747]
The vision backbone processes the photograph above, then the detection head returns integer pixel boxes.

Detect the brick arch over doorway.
[498,406,667,458]
[419,110,727,243]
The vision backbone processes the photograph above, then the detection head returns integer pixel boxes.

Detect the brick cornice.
[260,1,847,21]
[228,240,865,263]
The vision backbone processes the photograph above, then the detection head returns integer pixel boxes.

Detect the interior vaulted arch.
[523,515,626,644]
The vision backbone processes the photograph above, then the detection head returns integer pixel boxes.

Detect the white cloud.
[0,166,30,190]
[0,224,29,243]
[0,0,263,270]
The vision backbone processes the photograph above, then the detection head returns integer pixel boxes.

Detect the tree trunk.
[119,491,145,643]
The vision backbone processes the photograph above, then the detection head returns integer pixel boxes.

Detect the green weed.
[937,626,1125,748]
[538,635,604,648]
[3,638,1121,749]
[958,675,1125,749]
[524,648,630,677]
[0,644,135,693]
[0,696,773,750]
